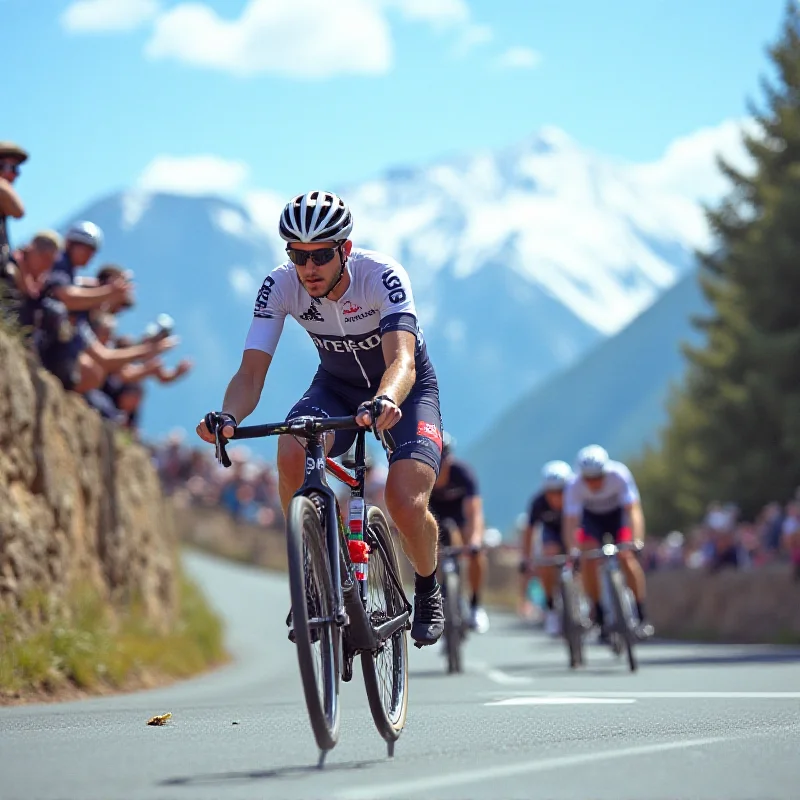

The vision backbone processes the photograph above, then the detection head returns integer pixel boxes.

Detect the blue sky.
[5,0,789,239]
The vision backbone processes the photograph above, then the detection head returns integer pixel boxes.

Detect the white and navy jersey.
[244,248,433,390]
[564,461,640,516]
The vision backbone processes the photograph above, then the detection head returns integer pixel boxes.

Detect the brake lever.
[214,427,232,468]
[369,398,396,455]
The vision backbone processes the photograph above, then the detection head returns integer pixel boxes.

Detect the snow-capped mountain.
[61,123,744,446]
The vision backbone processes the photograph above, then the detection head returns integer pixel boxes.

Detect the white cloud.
[145,0,392,78]
[137,154,250,195]
[453,23,494,57]
[385,0,470,28]
[495,46,541,70]
[61,0,159,33]
[228,267,258,298]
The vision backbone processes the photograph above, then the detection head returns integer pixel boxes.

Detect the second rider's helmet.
[541,460,573,491]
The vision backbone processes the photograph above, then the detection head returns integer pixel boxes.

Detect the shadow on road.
[160,759,380,787]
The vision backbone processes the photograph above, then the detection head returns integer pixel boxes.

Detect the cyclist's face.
[544,489,563,509]
[583,475,605,493]
[290,240,353,297]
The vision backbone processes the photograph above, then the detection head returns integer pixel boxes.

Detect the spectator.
[0,142,27,268]
[1,231,62,333]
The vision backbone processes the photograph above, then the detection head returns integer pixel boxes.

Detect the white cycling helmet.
[65,220,103,250]
[541,460,573,491]
[279,191,353,243]
[576,444,609,478]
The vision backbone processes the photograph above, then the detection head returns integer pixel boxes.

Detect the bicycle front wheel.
[608,568,637,672]
[360,506,409,743]
[443,567,463,674]
[559,572,584,669]
[287,495,340,750]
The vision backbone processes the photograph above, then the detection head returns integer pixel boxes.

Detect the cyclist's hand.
[357,396,402,431]
[196,411,236,443]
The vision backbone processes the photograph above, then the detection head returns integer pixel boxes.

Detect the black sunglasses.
[286,245,340,267]
[0,161,20,176]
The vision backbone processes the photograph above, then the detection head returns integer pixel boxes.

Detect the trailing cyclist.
[196,191,446,647]
[519,460,573,637]
[562,445,653,641]
[429,433,489,633]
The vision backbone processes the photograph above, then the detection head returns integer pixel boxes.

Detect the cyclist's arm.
[221,349,272,425]
[626,500,645,544]
[377,330,416,405]
[563,515,580,552]
[520,522,536,563]
[462,495,484,547]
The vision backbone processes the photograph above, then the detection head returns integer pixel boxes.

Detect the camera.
[144,313,175,341]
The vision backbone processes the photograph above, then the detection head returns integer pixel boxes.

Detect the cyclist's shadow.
[160,759,379,787]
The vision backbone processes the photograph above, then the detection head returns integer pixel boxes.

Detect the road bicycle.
[214,401,410,763]
[533,552,585,669]
[583,537,643,672]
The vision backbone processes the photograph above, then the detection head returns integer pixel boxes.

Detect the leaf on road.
[147,712,173,726]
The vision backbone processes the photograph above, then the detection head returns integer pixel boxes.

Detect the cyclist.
[429,433,489,633]
[519,460,573,637]
[562,444,652,640]
[196,191,445,647]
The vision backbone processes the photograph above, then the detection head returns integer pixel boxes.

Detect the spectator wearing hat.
[0,142,27,268]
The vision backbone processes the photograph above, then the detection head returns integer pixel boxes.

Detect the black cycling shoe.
[411,585,445,648]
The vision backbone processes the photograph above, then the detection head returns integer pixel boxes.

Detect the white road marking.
[486,697,637,706]
[485,691,800,700]
[472,661,534,685]
[333,736,732,800]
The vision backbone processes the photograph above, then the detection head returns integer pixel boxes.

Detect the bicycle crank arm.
[373,610,411,644]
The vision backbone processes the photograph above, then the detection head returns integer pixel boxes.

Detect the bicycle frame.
[222,414,409,653]
[582,540,641,629]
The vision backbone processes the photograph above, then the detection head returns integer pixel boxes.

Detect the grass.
[0,567,227,702]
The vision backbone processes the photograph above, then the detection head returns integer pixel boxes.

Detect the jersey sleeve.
[244,271,287,355]
[616,463,641,506]
[564,479,583,517]
[369,257,418,337]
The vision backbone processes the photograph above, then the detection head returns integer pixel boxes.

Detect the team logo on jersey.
[253,276,275,318]
[342,301,361,315]
[300,301,324,322]
[417,421,443,450]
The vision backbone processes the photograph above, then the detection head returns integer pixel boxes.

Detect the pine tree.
[636,2,800,530]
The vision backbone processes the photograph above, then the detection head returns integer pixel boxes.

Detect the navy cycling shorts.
[286,368,443,476]
[541,525,565,551]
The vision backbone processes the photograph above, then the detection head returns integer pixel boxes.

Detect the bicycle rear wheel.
[360,506,409,743]
[559,571,584,669]
[287,495,340,750]
[608,569,637,672]
[442,566,463,674]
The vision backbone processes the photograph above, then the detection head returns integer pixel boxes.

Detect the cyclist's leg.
[539,528,564,608]
[383,387,444,645]
[578,511,605,630]
[615,525,649,625]
[539,527,564,634]
[277,372,354,514]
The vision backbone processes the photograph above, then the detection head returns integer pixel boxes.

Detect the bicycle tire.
[360,505,409,742]
[559,572,584,669]
[608,568,637,672]
[443,568,463,674]
[286,495,340,750]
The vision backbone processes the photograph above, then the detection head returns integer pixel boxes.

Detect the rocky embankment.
[0,332,177,630]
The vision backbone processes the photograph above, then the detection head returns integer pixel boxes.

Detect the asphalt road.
[2,550,800,800]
